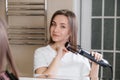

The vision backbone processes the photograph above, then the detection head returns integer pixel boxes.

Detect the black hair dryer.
[65,42,112,68]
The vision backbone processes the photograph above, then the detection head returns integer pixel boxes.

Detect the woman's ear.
[68,32,72,39]
[66,34,71,42]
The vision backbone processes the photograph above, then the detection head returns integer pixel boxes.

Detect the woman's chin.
[52,38,60,42]
[53,40,60,42]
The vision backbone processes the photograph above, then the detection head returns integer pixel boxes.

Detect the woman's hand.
[90,51,102,62]
[36,43,68,75]
[52,43,68,59]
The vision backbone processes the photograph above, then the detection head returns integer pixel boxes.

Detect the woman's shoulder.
[34,45,52,54]
[34,45,49,56]
[34,45,55,58]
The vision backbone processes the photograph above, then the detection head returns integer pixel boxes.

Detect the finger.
[91,51,99,60]
[90,51,94,57]
[98,53,102,61]
[94,52,102,61]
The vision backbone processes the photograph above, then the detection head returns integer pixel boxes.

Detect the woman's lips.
[52,34,60,37]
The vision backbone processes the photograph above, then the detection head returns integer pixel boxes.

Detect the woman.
[34,9,102,80]
[0,18,19,80]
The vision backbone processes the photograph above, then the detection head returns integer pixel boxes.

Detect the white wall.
[47,0,73,24]
[0,0,7,21]
[81,0,92,50]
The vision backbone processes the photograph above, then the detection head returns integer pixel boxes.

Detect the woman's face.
[50,15,70,44]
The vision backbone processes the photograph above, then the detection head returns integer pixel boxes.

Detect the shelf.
[7,0,47,45]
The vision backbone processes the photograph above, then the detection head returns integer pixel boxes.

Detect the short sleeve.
[34,48,48,72]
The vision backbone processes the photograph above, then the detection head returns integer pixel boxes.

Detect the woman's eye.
[51,22,56,26]
[61,26,66,28]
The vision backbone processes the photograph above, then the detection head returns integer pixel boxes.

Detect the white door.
[80,0,120,80]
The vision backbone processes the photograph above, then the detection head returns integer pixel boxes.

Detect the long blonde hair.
[0,18,18,78]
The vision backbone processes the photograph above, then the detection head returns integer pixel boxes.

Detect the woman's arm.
[35,46,67,76]
[89,52,102,80]
[90,62,99,80]
[35,54,61,75]
[35,56,61,79]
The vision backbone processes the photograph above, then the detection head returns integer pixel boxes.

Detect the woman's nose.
[53,26,60,32]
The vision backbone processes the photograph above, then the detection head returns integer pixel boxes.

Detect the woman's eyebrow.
[52,20,67,25]
[52,21,56,23]
[60,23,67,25]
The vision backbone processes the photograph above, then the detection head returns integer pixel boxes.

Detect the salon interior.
[0,0,120,80]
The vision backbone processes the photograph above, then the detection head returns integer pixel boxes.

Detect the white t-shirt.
[34,45,91,80]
